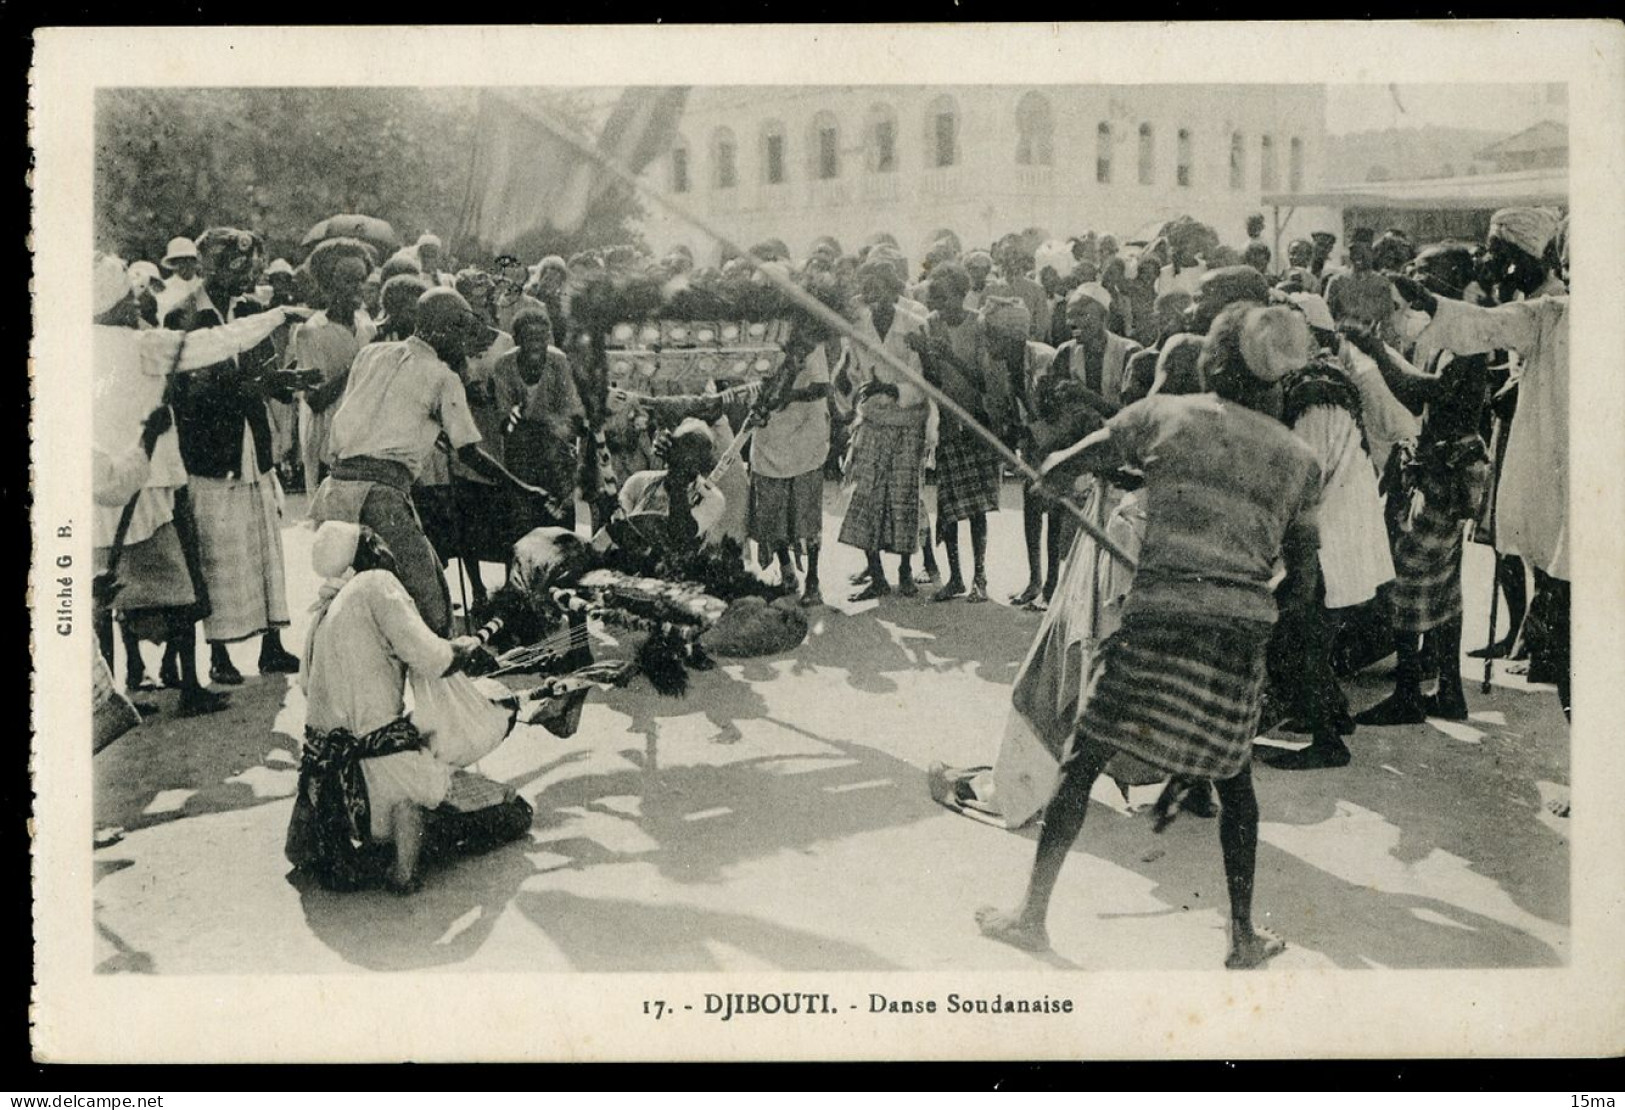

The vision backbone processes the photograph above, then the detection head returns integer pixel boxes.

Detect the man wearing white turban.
[1391,208,1570,719]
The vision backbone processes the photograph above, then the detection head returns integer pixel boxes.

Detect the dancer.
[976,303,1322,969]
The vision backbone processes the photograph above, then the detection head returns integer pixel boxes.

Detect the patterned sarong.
[1389,437,1491,634]
[285,718,424,892]
[934,429,1002,526]
[189,471,289,644]
[1077,614,1271,781]
[838,416,925,555]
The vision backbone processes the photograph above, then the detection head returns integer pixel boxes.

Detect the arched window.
[1289,136,1304,191]
[670,137,690,194]
[1015,92,1054,166]
[760,120,787,186]
[1229,131,1245,190]
[1176,128,1193,187]
[712,127,737,190]
[809,111,841,180]
[865,102,898,173]
[1260,134,1278,191]
[1096,122,1113,184]
[926,95,959,169]
[1138,122,1155,185]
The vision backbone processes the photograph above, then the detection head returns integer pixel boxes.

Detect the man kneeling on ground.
[285,520,532,894]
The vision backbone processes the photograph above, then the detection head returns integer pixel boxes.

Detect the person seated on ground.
[605,417,726,559]
[286,521,531,895]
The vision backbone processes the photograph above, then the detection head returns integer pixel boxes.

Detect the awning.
[1262,167,1567,212]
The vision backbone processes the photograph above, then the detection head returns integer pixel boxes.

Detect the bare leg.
[1043,510,1066,601]
[802,542,822,604]
[1014,489,1044,604]
[121,624,147,688]
[933,521,966,601]
[1215,766,1284,968]
[976,736,1114,950]
[176,626,228,716]
[896,553,917,598]
[850,550,891,602]
[387,802,425,894]
[967,513,989,601]
[1425,614,1468,719]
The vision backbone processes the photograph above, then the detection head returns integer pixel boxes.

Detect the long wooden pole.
[487,90,1137,572]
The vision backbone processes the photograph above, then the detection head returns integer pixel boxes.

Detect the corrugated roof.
[1262,167,1567,212]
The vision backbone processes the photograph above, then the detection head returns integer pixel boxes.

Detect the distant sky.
[1325,83,1566,134]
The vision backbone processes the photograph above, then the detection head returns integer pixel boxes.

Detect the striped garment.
[1389,438,1492,633]
[1077,614,1272,781]
[1390,501,1470,634]
[934,429,1003,525]
[189,471,290,644]
[838,417,925,555]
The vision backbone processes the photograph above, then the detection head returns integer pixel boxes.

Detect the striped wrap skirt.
[1389,500,1468,634]
[934,428,1002,526]
[189,471,290,644]
[1076,614,1272,781]
[838,417,925,555]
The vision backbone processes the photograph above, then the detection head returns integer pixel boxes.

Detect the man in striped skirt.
[977,303,1323,971]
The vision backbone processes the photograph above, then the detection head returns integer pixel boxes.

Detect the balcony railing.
[920,166,962,197]
[1015,165,1055,192]
[860,172,901,204]
[808,178,850,208]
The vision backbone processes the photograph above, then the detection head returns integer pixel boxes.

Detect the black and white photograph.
[30,22,1625,1063]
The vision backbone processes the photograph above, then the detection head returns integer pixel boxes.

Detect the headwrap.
[454,267,494,302]
[1034,239,1075,278]
[1286,292,1335,333]
[312,520,362,580]
[537,254,568,275]
[94,252,129,315]
[416,233,443,251]
[1067,281,1112,313]
[126,260,162,294]
[981,295,1031,339]
[1239,306,1312,383]
[1198,265,1271,310]
[196,228,263,280]
[266,258,295,278]
[1489,207,1561,260]
[1310,231,1337,248]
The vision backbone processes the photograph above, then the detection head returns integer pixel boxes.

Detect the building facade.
[636,84,1336,267]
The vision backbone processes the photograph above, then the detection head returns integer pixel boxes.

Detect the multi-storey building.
[636,85,1337,266]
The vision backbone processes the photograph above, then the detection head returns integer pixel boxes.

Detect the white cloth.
[1419,292,1569,579]
[750,343,832,479]
[289,309,376,481]
[93,444,151,508]
[301,569,457,840]
[91,314,291,547]
[1338,342,1422,477]
[618,470,726,543]
[328,335,482,479]
[1156,263,1207,298]
[846,302,930,412]
[1291,405,1394,609]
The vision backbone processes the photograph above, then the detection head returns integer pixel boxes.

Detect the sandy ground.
[92,483,1571,974]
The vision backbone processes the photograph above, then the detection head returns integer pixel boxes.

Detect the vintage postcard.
[29,22,1625,1062]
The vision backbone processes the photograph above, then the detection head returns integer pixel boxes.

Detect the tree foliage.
[95,88,645,267]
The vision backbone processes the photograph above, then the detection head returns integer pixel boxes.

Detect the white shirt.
[302,569,455,737]
[91,312,292,546]
[328,336,483,479]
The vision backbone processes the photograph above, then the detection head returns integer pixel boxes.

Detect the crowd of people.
[89,203,1570,960]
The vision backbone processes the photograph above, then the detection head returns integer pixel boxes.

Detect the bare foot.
[975,905,1051,952]
[1225,926,1286,969]
[849,580,892,603]
[1011,582,1041,607]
